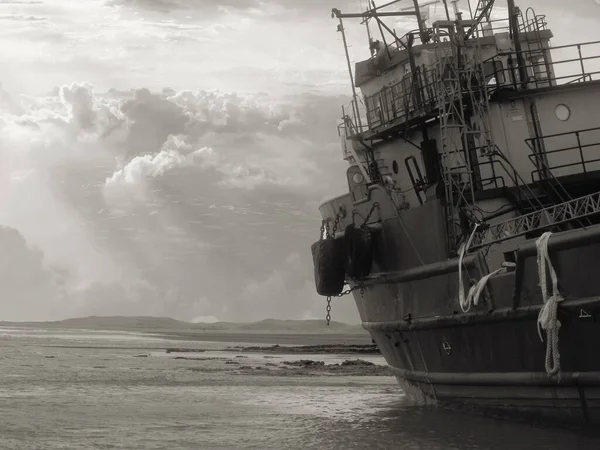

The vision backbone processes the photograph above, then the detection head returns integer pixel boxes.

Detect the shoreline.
[140,331,373,346]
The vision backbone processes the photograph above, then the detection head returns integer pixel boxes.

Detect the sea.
[0,327,597,450]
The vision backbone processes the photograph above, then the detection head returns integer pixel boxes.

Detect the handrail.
[360,63,440,133]
[341,29,600,138]
[525,126,600,182]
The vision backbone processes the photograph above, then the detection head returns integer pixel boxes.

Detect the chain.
[351,202,380,228]
[320,211,367,325]
[331,215,341,236]
[324,283,367,325]
[321,213,342,240]
[364,201,380,226]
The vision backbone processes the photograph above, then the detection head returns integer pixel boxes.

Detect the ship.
[311,0,600,427]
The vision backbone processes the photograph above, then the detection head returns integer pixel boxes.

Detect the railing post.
[577,45,587,82]
[576,131,586,173]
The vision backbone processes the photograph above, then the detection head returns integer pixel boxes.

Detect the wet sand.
[163,344,391,376]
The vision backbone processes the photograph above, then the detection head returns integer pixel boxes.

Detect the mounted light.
[352,172,365,185]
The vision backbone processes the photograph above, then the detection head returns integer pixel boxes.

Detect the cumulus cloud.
[0,82,359,323]
[0,225,67,321]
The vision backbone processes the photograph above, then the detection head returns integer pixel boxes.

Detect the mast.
[334,13,363,131]
[507,0,529,88]
[411,0,427,44]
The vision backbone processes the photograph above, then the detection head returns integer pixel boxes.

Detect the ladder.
[473,0,494,22]
[433,16,494,253]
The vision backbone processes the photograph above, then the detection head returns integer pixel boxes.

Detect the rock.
[173,357,210,361]
[166,348,206,354]
[282,360,325,367]
[341,359,375,366]
[226,344,380,355]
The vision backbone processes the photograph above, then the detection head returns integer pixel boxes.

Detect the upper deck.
[336,3,600,144]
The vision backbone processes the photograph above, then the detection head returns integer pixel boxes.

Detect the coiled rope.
[535,231,563,378]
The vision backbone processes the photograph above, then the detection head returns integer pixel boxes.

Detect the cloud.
[192,315,220,324]
[0,82,359,323]
[105,0,264,15]
[0,14,45,21]
[0,225,67,321]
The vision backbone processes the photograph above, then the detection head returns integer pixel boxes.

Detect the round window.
[392,160,399,174]
[555,104,571,122]
[352,172,364,184]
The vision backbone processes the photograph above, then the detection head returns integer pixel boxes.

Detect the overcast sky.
[0,0,597,323]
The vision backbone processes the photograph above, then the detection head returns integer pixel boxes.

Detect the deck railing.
[525,126,600,182]
[359,64,440,135]
[486,40,600,90]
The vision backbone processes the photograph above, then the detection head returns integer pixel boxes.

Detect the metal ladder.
[433,17,494,253]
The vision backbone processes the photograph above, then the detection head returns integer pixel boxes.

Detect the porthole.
[352,172,364,184]
[392,160,399,174]
[555,104,571,122]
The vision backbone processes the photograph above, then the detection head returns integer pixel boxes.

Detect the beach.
[0,325,596,450]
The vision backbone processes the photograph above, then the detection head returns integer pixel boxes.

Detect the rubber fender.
[342,224,374,279]
[311,238,345,296]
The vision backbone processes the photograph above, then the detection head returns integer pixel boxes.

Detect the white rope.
[457,224,479,313]
[535,231,563,378]
[457,223,506,312]
[463,267,505,312]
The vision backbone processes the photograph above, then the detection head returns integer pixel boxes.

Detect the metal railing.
[486,40,600,91]
[339,17,600,138]
[361,64,440,133]
[470,14,546,37]
[471,189,600,251]
[339,97,369,138]
[525,126,600,182]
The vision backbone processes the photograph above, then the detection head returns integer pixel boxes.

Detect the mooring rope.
[535,231,563,378]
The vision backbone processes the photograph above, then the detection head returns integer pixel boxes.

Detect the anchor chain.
[323,212,342,325]
[352,201,380,226]
[321,205,376,325]
[325,284,366,325]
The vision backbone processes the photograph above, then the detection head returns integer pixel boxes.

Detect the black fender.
[311,238,345,296]
[342,224,374,279]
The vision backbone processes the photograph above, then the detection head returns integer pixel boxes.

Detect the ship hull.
[352,220,600,428]
[389,371,600,427]
[364,310,600,427]
[317,187,600,427]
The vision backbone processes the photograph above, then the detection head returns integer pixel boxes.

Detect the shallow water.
[0,327,596,449]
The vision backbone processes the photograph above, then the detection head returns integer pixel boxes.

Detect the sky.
[0,0,597,323]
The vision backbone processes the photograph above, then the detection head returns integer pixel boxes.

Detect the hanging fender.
[342,223,374,279]
[311,238,345,297]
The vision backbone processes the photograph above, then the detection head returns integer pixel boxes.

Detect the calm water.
[0,327,596,450]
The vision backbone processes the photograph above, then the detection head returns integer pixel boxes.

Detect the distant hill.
[0,316,367,335]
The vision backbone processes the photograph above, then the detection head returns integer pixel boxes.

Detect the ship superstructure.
[312,0,600,426]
